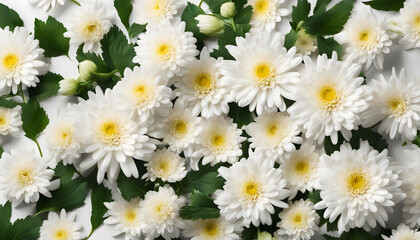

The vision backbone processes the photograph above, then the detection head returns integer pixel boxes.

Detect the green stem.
[198,0,204,8]
[69,0,81,6]
[35,139,43,157]
[20,86,26,103]
[83,230,93,240]
[230,18,236,32]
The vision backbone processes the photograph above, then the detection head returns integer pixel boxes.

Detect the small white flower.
[0,106,22,137]
[132,0,186,26]
[142,148,187,183]
[0,27,46,94]
[215,151,291,227]
[139,186,186,240]
[104,197,142,240]
[64,0,113,53]
[276,199,320,240]
[195,15,225,37]
[294,30,317,56]
[362,68,420,141]
[133,21,199,79]
[0,149,59,205]
[183,217,242,240]
[246,0,290,32]
[335,4,391,70]
[400,147,420,228]
[27,0,64,11]
[40,209,82,240]
[389,0,420,49]
[382,224,420,240]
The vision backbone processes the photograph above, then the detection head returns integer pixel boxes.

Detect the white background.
[0,0,419,239]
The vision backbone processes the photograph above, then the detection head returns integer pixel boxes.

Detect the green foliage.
[0,146,3,157]
[291,0,311,30]
[228,103,254,128]
[8,216,43,240]
[0,202,12,234]
[128,23,147,39]
[76,45,110,73]
[28,72,62,100]
[204,0,229,13]
[34,16,70,57]
[0,3,24,30]
[317,36,342,58]
[0,98,21,109]
[117,161,154,201]
[114,0,132,30]
[179,190,220,220]
[54,162,76,185]
[177,163,225,195]
[364,0,406,12]
[90,184,112,234]
[182,2,207,41]
[413,131,420,147]
[21,99,49,142]
[241,226,258,240]
[284,29,298,50]
[314,0,333,13]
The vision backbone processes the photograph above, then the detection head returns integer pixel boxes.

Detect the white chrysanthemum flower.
[139,186,185,240]
[113,66,173,124]
[104,197,142,240]
[0,149,59,205]
[215,151,291,227]
[0,27,46,94]
[382,224,420,240]
[193,116,245,166]
[133,21,198,79]
[64,0,113,53]
[183,217,243,240]
[287,52,370,144]
[361,68,420,141]
[246,112,302,160]
[400,147,420,228]
[314,141,406,233]
[43,105,81,165]
[77,87,156,183]
[276,199,320,240]
[0,106,22,137]
[40,209,82,240]
[390,0,420,49]
[294,30,317,56]
[132,0,185,26]
[174,47,232,118]
[335,4,391,70]
[279,142,321,199]
[27,0,64,11]
[220,31,301,114]
[142,148,187,183]
[246,0,290,32]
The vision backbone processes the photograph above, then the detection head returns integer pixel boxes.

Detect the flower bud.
[257,231,277,240]
[221,2,236,18]
[58,78,78,96]
[294,29,317,55]
[78,60,97,82]
[195,15,224,36]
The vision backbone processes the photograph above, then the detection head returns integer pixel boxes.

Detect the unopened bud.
[78,60,97,82]
[58,78,78,96]
[195,15,224,36]
[221,2,236,18]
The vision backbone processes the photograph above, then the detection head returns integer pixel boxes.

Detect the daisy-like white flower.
[276,199,320,240]
[400,147,420,228]
[287,52,370,144]
[389,0,420,49]
[214,151,291,227]
[104,197,142,240]
[382,224,420,240]
[183,217,243,240]
[0,27,46,94]
[0,106,22,137]
[40,209,82,240]
[314,141,406,233]
[246,0,290,32]
[43,105,81,165]
[361,68,420,141]
[77,87,156,183]
[132,0,185,26]
[113,66,173,124]
[64,0,113,53]
[174,47,232,118]
[279,141,321,199]
[142,148,187,183]
[294,30,317,56]
[335,4,391,70]
[220,31,301,114]
[193,116,245,166]
[27,0,64,11]
[0,149,59,205]
[139,186,185,240]
[133,21,199,79]
[246,112,302,160]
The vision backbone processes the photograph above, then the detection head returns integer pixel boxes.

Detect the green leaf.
[304,0,355,36]
[0,202,12,236]
[100,26,136,75]
[211,24,248,60]
[0,98,21,109]
[181,2,207,41]
[117,161,154,201]
[9,216,42,240]
[36,177,88,214]
[291,0,311,30]
[21,99,49,141]
[178,163,225,195]
[350,127,388,152]
[0,146,3,157]
[204,0,229,13]
[28,72,62,100]
[317,36,342,58]
[128,23,147,39]
[54,162,75,185]
[90,184,112,233]
[413,131,420,147]
[314,0,333,13]
[228,103,254,128]
[76,45,110,73]
[179,190,220,220]
[340,228,377,240]
[234,5,253,25]
[34,17,70,57]
[363,0,405,12]
[241,226,258,240]
[114,0,133,30]
[0,3,23,31]
[308,190,322,204]
[284,29,298,50]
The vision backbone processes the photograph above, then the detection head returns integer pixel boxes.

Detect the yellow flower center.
[387,96,408,116]
[156,43,174,60]
[18,169,33,185]
[3,53,19,71]
[83,21,102,40]
[346,172,369,196]
[253,0,269,16]
[193,73,215,94]
[254,62,275,87]
[99,120,122,145]
[55,127,74,147]
[294,160,310,176]
[54,229,68,240]
[201,220,220,239]
[243,180,262,202]
[413,15,420,31]
[0,114,6,126]
[153,202,171,220]
[124,209,137,223]
[132,83,153,105]
[210,133,226,150]
[359,30,371,42]
[170,119,188,138]
[267,124,278,137]
[155,158,173,178]
[318,85,341,110]
[291,212,306,228]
